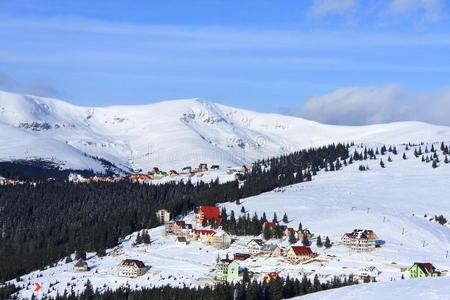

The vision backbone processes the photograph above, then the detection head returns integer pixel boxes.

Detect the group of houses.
[0,177,23,185]
[246,239,317,264]
[341,229,378,252]
[73,258,148,278]
[161,206,232,250]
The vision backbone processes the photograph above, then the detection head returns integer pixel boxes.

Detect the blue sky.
[1,0,450,125]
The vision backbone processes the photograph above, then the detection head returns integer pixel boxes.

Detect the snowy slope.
[1,90,450,172]
[290,276,450,300]
[10,143,450,299]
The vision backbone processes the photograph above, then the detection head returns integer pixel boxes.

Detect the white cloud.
[296,85,450,126]
[309,0,358,18]
[388,0,444,23]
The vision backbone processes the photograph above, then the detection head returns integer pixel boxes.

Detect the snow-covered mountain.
[1,90,450,173]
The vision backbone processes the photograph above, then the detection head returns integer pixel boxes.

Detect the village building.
[197,206,220,225]
[191,229,216,243]
[74,259,88,272]
[233,253,251,261]
[215,259,239,282]
[286,246,317,264]
[241,164,253,173]
[165,220,192,236]
[156,209,171,224]
[262,222,278,231]
[117,259,147,277]
[283,227,295,236]
[211,165,220,170]
[341,229,378,252]
[182,166,192,173]
[68,173,85,183]
[260,243,282,257]
[409,263,440,278]
[297,229,312,240]
[358,266,380,281]
[210,232,232,249]
[176,236,187,248]
[169,170,178,176]
[153,171,167,179]
[247,239,265,255]
[264,272,279,283]
[198,163,208,172]
[128,173,152,183]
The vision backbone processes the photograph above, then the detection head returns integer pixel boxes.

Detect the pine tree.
[298,222,302,231]
[289,230,297,244]
[388,156,392,162]
[241,206,246,214]
[316,235,323,247]
[272,212,278,223]
[75,250,86,260]
[65,256,72,263]
[142,230,151,244]
[263,224,272,240]
[379,159,385,168]
[324,237,332,248]
[282,213,288,223]
[432,160,438,168]
[301,233,310,246]
[402,153,407,160]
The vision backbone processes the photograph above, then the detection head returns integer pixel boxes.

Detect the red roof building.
[197,206,220,224]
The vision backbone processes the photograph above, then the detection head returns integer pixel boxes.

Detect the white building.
[341,229,378,252]
[358,266,380,280]
[176,236,187,248]
[156,209,171,224]
[247,239,265,255]
[118,259,147,277]
[211,232,232,249]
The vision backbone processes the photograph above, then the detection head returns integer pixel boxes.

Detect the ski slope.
[1,90,450,173]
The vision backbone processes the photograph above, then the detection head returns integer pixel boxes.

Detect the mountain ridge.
[1,90,450,173]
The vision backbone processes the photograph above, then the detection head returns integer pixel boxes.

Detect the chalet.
[118,259,147,277]
[151,167,160,173]
[260,244,282,257]
[210,232,232,249]
[341,229,378,252]
[156,209,171,224]
[191,229,216,243]
[74,259,88,272]
[176,236,187,248]
[182,166,192,173]
[153,171,167,179]
[169,170,179,176]
[211,165,220,170]
[358,266,380,281]
[198,163,208,172]
[128,174,152,183]
[283,227,295,236]
[409,263,440,278]
[197,206,220,225]
[233,253,251,261]
[297,230,312,241]
[286,246,316,264]
[241,164,253,173]
[264,272,279,283]
[68,173,85,183]
[262,222,278,231]
[247,239,265,255]
[165,221,191,236]
[216,259,239,282]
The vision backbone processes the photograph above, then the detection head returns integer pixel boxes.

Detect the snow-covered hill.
[1,90,450,173]
[290,276,450,300]
[10,143,450,299]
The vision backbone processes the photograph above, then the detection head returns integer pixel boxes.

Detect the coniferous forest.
[0,143,350,298]
[53,274,358,300]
